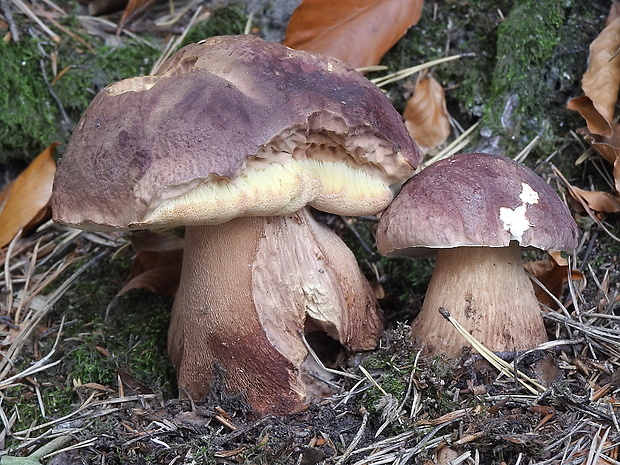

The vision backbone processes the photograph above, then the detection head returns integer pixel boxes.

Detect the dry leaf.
[117,369,154,395]
[576,125,620,166]
[282,0,424,68]
[568,126,620,198]
[525,252,584,310]
[568,16,620,137]
[576,125,620,193]
[117,0,157,32]
[403,75,451,152]
[567,184,620,214]
[117,230,184,298]
[0,144,57,247]
[566,95,613,139]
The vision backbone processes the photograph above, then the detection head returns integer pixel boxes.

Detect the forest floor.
[0,1,619,464]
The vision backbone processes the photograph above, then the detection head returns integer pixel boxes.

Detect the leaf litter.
[0,0,619,464]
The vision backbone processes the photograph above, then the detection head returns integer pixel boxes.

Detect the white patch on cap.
[519,182,539,204]
[499,182,539,242]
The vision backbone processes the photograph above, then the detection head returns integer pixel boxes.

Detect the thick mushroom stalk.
[376,153,579,360]
[168,208,381,415]
[51,35,423,415]
[411,243,546,356]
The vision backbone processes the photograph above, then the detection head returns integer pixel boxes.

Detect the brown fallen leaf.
[567,95,613,139]
[117,0,157,33]
[0,144,57,248]
[283,0,424,68]
[576,125,620,167]
[574,125,620,193]
[567,15,620,137]
[566,184,620,214]
[403,74,451,153]
[525,251,584,310]
[117,230,184,298]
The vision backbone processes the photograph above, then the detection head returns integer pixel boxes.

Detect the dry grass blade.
[424,120,481,166]
[439,307,546,394]
[371,54,471,88]
[0,317,64,391]
[10,0,60,42]
[149,5,204,75]
[11,393,158,438]
[0,250,105,382]
[301,331,360,381]
[334,408,369,465]
[544,311,620,345]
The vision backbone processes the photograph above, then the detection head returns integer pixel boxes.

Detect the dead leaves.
[117,231,184,299]
[567,4,620,214]
[403,75,451,153]
[525,252,585,310]
[283,0,424,69]
[568,16,620,136]
[0,144,57,248]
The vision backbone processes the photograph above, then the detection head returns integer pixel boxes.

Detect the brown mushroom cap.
[376,152,579,257]
[52,35,420,230]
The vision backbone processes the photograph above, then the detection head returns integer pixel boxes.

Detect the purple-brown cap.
[376,152,579,257]
[52,35,421,230]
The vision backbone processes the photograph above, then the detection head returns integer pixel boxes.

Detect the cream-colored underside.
[133,158,393,228]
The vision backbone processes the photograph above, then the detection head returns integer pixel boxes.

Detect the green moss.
[0,26,159,162]
[4,383,76,432]
[61,253,175,394]
[484,0,592,153]
[181,4,248,47]
[0,2,251,163]
[379,0,512,116]
[379,0,602,168]
[482,0,604,168]
[0,38,60,161]
[53,43,158,116]
[3,249,175,441]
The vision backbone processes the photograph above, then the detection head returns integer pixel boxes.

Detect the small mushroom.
[376,152,579,358]
[52,35,421,415]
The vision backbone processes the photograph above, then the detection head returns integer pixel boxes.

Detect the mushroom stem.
[168,207,382,415]
[411,242,547,357]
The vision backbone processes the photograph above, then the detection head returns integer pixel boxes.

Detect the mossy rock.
[380,0,605,169]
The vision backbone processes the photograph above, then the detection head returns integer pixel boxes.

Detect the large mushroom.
[52,35,421,415]
[376,153,578,358]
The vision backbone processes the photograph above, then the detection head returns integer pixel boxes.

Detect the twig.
[150,5,203,75]
[1,0,20,41]
[424,121,481,166]
[40,59,72,131]
[300,331,360,380]
[1,435,71,464]
[335,408,369,465]
[13,237,41,325]
[10,0,60,42]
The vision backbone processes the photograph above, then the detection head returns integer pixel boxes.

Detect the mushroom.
[376,152,578,358]
[51,35,421,415]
